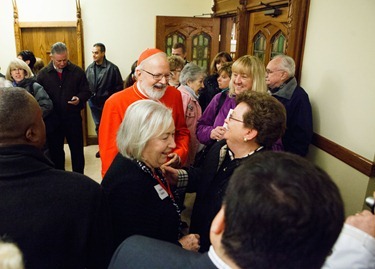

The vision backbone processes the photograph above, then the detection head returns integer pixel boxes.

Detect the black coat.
[0,145,113,269]
[37,61,91,116]
[187,140,264,252]
[101,154,181,249]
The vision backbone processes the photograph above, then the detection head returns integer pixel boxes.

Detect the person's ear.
[25,60,30,65]
[210,207,225,235]
[244,128,258,142]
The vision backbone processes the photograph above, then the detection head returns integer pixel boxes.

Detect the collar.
[134,82,149,99]
[227,145,264,160]
[208,245,233,269]
[94,57,108,68]
[181,85,199,100]
[269,77,297,100]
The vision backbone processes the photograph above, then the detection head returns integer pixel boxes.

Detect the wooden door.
[156,16,220,72]
[213,0,310,81]
[13,1,88,145]
[17,25,80,67]
[248,6,289,65]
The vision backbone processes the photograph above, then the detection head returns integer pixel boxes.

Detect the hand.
[210,126,226,141]
[163,152,180,168]
[161,165,179,185]
[68,96,80,105]
[346,210,375,238]
[179,233,200,252]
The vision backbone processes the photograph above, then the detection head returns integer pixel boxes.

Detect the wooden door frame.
[212,0,310,81]
[12,0,88,146]
[156,16,220,72]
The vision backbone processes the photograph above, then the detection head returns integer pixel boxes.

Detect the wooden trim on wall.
[312,133,375,177]
[18,21,76,28]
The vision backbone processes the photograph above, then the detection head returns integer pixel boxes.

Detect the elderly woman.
[196,55,266,147]
[6,58,52,118]
[165,91,286,252]
[178,62,205,166]
[101,100,200,251]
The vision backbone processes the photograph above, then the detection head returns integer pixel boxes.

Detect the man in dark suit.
[108,151,345,269]
[0,87,113,269]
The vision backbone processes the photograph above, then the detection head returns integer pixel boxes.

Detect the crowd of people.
[0,42,374,269]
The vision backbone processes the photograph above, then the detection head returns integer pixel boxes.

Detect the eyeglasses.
[266,69,285,74]
[141,69,170,80]
[11,68,23,72]
[228,114,244,123]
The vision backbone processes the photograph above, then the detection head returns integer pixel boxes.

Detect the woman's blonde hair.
[229,55,266,97]
[5,58,33,82]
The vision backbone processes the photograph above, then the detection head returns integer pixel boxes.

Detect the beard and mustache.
[141,81,167,100]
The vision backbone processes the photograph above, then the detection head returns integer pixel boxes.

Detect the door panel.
[20,27,79,66]
[156,16,220,72]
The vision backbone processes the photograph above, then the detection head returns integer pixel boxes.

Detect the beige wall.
[1,0,374,215]
[302,0,375,215]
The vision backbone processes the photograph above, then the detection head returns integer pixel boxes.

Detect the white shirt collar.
[208,245,233,269]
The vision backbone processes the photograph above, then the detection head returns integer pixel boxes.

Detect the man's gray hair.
[50,42,68,55]
[116,99,173,160]
[273,54,295,78]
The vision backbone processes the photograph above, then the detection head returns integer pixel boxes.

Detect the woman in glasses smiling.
[165,91,286,252]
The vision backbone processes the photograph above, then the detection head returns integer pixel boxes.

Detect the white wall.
[302,0,375,215]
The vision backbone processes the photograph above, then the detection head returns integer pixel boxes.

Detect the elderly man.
[0,87,113,269]
[107,151,345,269]
[37,42,91,173]
[99,48,189,177]
[266,54,313,156]
[86,43,123,158]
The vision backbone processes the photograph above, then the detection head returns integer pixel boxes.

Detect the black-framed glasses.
[228,114,244,123]
[141,69,170,80]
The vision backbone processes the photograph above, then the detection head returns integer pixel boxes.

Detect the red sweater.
[99,83,190,177]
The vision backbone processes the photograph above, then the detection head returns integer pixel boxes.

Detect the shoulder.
[109,235,201,269]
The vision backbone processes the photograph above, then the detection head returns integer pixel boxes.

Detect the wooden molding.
[312,133,375,177]
[18,21,77,28]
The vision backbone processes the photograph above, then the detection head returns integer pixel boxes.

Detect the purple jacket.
[196,92,236,145]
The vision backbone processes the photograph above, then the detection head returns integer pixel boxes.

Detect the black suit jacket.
[108,235,218,269]
[0,145,113,269]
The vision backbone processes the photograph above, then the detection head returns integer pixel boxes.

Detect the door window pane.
[191,32,211,72]
[166,32,185,56]
[253,32,266,63]
[271,31,286,58]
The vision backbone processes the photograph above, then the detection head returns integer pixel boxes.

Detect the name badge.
[154,184,168,200]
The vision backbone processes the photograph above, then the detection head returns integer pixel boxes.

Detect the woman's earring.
[243,137,248,142]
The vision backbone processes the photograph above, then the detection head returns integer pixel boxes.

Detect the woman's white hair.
[116,99,173,160]
[0,241,24,269]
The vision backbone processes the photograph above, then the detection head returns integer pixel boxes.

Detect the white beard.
[143,84,167,100]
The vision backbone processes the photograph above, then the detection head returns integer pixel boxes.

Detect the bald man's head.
[0,87,45,148]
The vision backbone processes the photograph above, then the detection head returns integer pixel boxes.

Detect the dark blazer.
[0,145,113,269]
[37,61,91,115]
[108,235,217,269]
[101,154,181,249]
